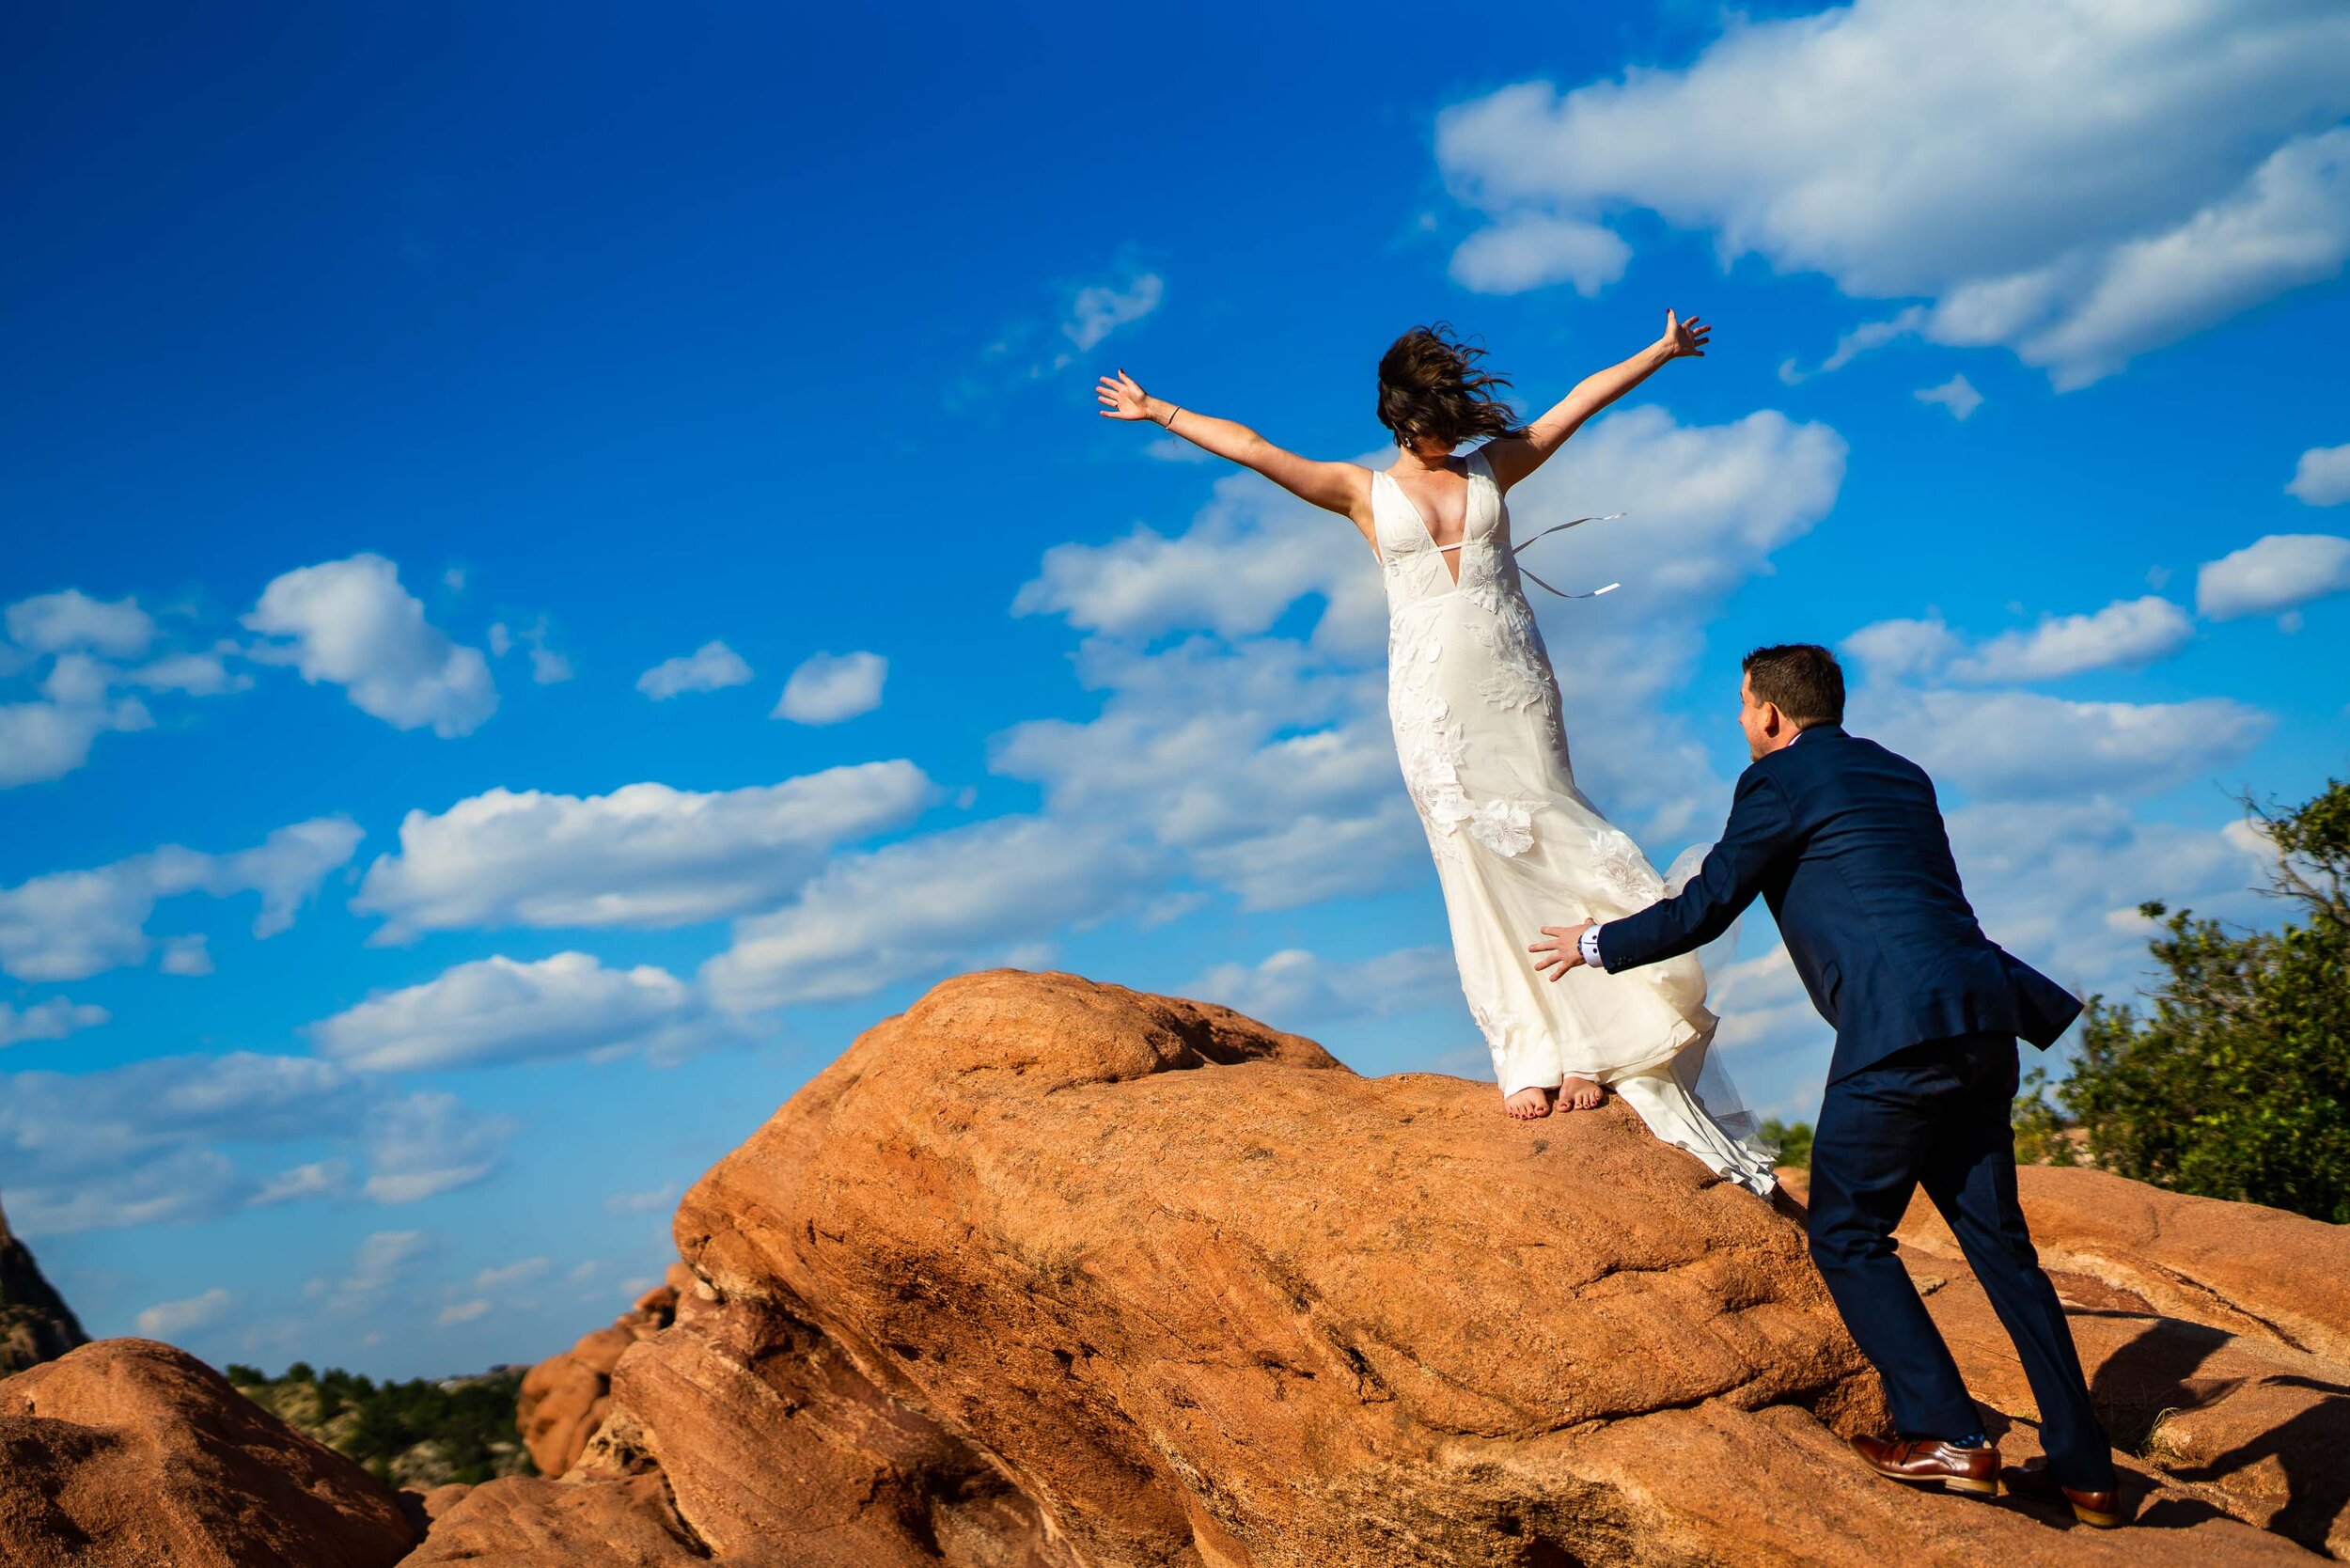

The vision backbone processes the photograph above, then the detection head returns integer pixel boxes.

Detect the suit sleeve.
[1595,768,1795,973]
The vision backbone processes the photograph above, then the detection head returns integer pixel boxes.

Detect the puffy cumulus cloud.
[773,651,887,725]
[1063,272,1164,353]
[635,639,752,699]
[1184,946,1458,1032]
[1846,596,2196,686]
[488,616,573,684]
[699,815,1164,1011]
[5,590,155,657]
[0,817,361,982]
[0,1047,518,1233]
[0,676,153,788]
[952,265,1166,405]
[352,761,933,937]
[0,1050,361,1233]
[1913,374,1983,421]
[2195,532,2350,620]
[243,554,496,736]
[308,1230,435,1318]
[0,589,252,789]
[1946,796,2275,1001]
[1435,1,2350,387]
[1860,686,2271,801]
[992,637,1420,910]
[1009,406,1848,882]
[360,1091,514,1204]
[309,951,737,1073]
[0,996,109,1048]
[2288,442,2350,506]
[135,1287,233,1339]
[1448,213,1631,296]
[1012,463,1390,655]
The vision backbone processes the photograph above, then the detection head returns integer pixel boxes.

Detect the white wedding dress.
[1373,445,1776,1197]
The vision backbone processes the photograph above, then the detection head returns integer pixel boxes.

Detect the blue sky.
[4,0,2347,1377]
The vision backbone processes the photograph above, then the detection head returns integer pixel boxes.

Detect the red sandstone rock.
[516,1262,689,1476]
[439,971,2350,1564]
[0,1338,414,1568]
[0,1191,86,1374]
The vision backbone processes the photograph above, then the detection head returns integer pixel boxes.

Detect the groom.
[1528,644,2124,1527]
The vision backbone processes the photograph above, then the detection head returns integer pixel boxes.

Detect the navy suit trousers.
[1807,1030,2118,1491]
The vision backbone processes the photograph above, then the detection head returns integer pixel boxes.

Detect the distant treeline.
[227,1361,537,1488]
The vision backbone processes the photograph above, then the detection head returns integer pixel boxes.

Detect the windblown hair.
[1376,322,1529,450]
[1742,644,1846,727]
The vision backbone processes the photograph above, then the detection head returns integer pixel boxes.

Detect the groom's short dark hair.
[1742,643,1845,726]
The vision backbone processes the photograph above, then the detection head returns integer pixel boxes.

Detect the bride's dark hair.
[1376,322,1530,450]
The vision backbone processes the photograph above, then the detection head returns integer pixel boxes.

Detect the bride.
[1098,312,1775,1197]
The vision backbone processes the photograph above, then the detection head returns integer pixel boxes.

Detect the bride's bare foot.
[1501,1086,1556,1120]
[1559,1075,1606,1111]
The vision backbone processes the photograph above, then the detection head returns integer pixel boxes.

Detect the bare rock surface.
[0,1192,87,1374]
[518,1264,690,1477]
[0,1337,415,1568]
[454,970,2342,1565]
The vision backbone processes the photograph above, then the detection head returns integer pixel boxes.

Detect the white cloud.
[311,1231,435,1317]
[437,1298,493,1327]
[159,934,213,976]
[0,1051,362,1233]
[1063,272,1165,353]
[0,997,109,1048]
[352,761,932,937]
[0,685,152,788]
[243,554,496,736]
[251,1161,349,1206]
[1185,946,1457,1031]
[1914,373,1983,420]
[773,651,887,725]
[311,951,734,1073]
[1003,406,1849,909]
[490,616,573,684]
[2288,442,2350,505]
[361,1092,514,1204]
[635,640,751,699]
[473,1257,550,1292]
[1946,797,2274,1001]
[1447,213,1631,296]
[992,637,1419,909]
[1435,2,2350,386]
[135,1287,233,1339]
[0,817,361,982]
[1859,687,2271,800]
[0,596,250,787]
[5,590,155,657]
[2195,532,2350,619]
[1843,596,2196,684]
[1841,616,1964,682]
[605,1182,681,1216]
[699,815,1163,1011]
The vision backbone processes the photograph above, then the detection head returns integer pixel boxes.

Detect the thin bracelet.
[1162,403,1182,429]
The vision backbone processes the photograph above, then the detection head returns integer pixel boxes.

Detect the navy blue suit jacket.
[1594,723,2080,1083]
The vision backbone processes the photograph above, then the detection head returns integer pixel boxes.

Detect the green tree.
[2030,779,2350,1222]
[1759,1118,1812,1169]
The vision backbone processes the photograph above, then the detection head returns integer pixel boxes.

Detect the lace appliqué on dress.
[1590,826,1667,906]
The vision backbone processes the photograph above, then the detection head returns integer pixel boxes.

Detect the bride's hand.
[1661,309,1710,359]
[1096,368,1155,420]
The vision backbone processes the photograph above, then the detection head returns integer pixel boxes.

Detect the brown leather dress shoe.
[2006,1457,2127,1527]
[1850,1434,2001,1497]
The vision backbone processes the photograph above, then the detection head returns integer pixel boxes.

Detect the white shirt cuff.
[1578,924,1606,971]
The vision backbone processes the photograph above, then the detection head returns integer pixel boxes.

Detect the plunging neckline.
[1379,463,1469,585]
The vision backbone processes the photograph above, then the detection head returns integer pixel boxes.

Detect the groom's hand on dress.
[1529,922,1593,980]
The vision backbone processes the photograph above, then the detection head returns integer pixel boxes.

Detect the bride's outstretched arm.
[1483,310,1710,491]
[1097,368,1369,521]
